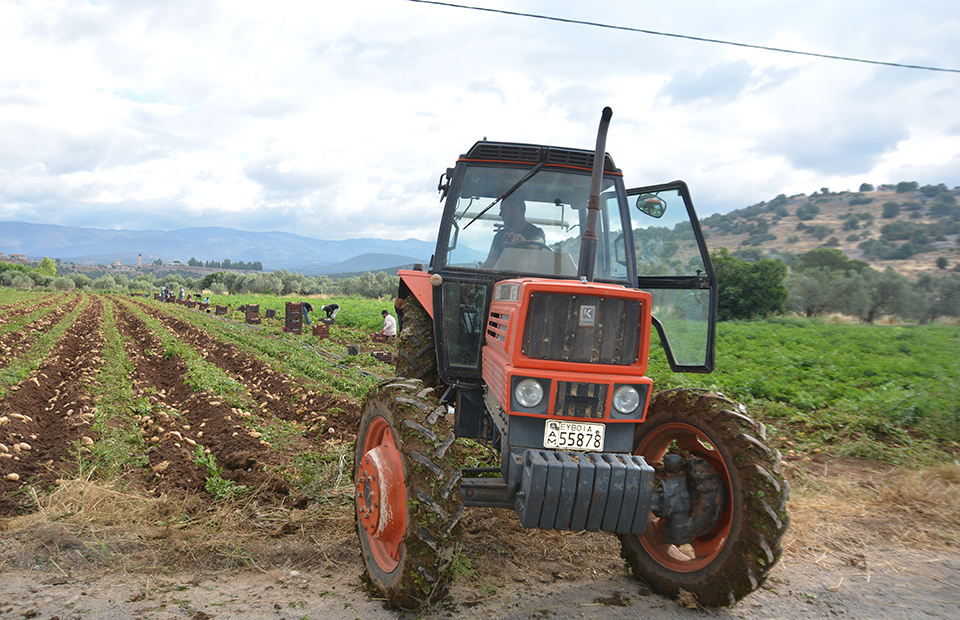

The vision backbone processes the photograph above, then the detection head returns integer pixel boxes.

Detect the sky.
[1,0,959,246]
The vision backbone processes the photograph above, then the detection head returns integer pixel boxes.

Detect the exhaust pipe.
[576,107,613,282]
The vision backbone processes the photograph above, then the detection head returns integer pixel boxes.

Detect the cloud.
[467,78,507,105]
[755,113,908,176]
[0,0,958,245]
[659,60,758,104]
[242,157,337,202]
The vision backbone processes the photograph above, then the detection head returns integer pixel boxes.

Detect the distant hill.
[700,185,960,278]
[0,222,435,274]
[288,253,427,277]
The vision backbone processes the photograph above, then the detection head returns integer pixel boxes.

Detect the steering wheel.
[515,241,553,252]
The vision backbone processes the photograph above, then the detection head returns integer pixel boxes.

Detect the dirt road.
[1,539,958,619]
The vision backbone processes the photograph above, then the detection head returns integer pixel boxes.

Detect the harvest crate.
[284,302,303,334]
[245,304,261,325]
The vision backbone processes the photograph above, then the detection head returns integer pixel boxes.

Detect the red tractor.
[355,109,788,608]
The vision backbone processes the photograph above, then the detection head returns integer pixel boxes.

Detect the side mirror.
[636,194,666,218]
[438,168,454,200]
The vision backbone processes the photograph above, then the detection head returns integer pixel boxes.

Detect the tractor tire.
[395,296,439,388]
[619,388,789,607]
[355,379,464,609]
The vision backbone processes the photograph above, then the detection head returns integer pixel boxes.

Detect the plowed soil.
[0,293,958,620]
[0,295,361,514]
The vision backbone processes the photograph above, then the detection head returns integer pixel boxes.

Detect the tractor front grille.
[521,292,641,365]
[554,382,607,419]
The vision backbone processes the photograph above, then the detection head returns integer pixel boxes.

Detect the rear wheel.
[619,388,789,607]
[395,296,439,388]
[355,380,463,609]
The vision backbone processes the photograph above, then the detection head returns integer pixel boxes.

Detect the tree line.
[0,262,399,301]
[185,258,263,271]
[715,247,960,324]
[3,249,958,324]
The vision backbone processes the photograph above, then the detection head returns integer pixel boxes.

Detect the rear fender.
[398,269,434,319]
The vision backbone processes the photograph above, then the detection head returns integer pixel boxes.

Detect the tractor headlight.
[612,385,641,415]
[515,378,545,408]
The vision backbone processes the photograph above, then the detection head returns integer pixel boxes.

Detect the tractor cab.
[422,140,717,382]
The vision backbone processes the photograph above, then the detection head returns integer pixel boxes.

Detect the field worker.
[394,297,405,334]
[381,309,397,338]
[302,301,313,325]
[321,303,340,320]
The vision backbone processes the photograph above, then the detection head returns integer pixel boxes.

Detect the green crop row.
[649,318,960,465]
[126,294,384,401]
[0,294,88,398]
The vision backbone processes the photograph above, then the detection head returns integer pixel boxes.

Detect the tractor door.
[626,181,717,373]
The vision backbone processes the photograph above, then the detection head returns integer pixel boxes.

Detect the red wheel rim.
[635,421,733,572]
[356,416,406,572]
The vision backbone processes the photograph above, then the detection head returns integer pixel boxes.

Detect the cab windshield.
[443,165,629,281]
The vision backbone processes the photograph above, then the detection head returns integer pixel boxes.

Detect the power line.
[405,0,960,74]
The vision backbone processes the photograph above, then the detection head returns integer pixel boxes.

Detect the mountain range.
[0,222,436,276]
[3,183,957,280]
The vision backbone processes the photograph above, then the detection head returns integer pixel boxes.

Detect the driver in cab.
[481,195,546,268]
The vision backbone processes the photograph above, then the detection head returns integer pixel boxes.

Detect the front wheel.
[619,389,789,607]
[355,380,464,609]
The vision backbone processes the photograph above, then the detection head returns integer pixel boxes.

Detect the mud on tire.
[619,388,789,607]
[395,297,439,389]
[355,379,464,609]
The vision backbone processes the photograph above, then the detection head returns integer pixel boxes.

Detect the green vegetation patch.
[649,319,960,465]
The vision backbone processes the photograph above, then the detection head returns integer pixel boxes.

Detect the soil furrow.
[0,293,59,327]
[0,295,103,514]
[130,299,361,441]
[110,302,303,506]
[0,294,77,370]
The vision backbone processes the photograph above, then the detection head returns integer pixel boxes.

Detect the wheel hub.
[356,440,406,543]
[636,421,733,573]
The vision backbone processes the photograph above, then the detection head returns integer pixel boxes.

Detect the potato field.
[0,291,389,517]
[0,290,958,620]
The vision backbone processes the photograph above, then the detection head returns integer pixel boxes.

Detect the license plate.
[543,420,605,452]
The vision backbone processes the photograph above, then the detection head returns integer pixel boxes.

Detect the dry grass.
[3,459,958,581]
[784,462,960,564]
[0,472,358,575]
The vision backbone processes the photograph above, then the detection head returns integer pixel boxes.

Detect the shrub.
[795,203,821,221]
[896,181,919,193]
[805,225,833,241]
